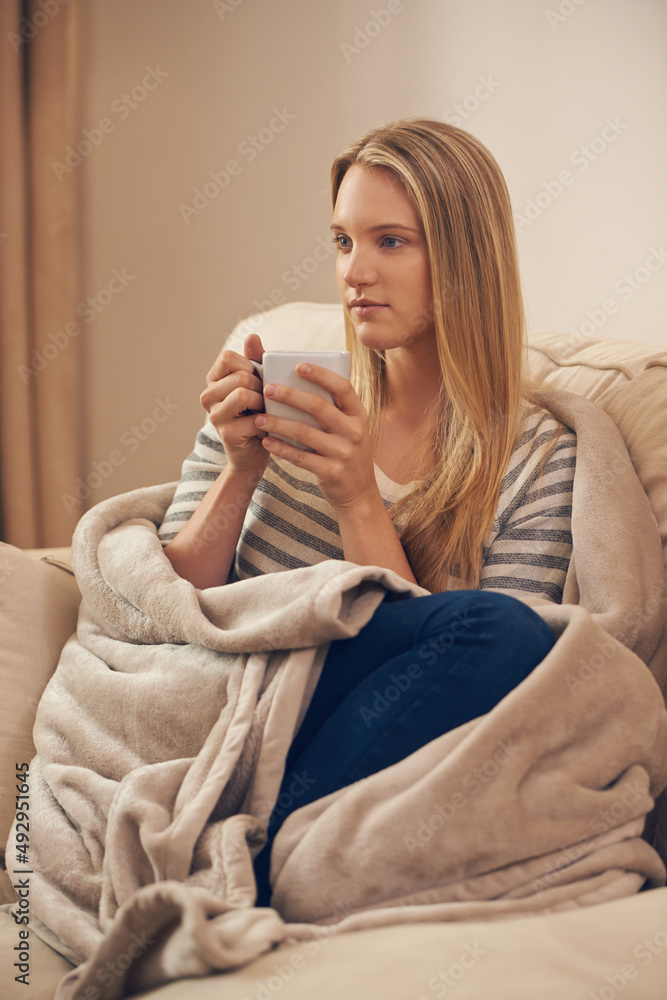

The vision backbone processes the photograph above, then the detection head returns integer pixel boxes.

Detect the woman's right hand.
[200,333,270,474]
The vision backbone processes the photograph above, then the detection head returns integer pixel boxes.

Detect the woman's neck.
[374,346,442,484]
[382,344,442,429]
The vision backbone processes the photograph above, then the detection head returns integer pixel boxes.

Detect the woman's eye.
[331,234,403,250]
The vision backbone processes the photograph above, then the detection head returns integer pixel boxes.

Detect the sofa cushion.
[527,334,667,541]
[223,301,346,354]
[527,329,667,402]
[0,544,81,859]
[528,334,667,537]
[131,888,667,1000]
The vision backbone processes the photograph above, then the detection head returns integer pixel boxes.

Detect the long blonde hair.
[331,117,536,592]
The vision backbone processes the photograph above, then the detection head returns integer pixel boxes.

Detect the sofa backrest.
[528,332,667,562]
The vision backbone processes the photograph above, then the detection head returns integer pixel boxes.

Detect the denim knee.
[415,589,555,678]
[468,590,554,647]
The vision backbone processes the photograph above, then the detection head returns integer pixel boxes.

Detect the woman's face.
[332,164,435,353]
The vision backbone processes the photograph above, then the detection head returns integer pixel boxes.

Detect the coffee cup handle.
[251,360,263,381]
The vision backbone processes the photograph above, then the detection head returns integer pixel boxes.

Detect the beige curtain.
[0,0,81,547]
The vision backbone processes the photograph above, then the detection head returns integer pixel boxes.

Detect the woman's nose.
[341,248,376,288]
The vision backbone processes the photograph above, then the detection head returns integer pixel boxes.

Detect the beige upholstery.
[0,544,80,853]
[1,302,666,999]
[528,329,667,558]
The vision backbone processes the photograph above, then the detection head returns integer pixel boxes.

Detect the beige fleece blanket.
[7,389,667,1000]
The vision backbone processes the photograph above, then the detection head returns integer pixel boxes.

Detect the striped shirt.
[157,405,577,604]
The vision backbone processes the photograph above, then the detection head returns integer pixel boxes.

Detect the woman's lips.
[351,303,388,318]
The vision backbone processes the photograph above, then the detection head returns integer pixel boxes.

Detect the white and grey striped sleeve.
[478,408,577,605]
[157,419,227,545]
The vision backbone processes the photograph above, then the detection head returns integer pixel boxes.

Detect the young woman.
[159,118,576,903]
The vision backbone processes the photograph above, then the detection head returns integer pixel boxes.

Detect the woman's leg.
[285,590,554,795]
[253,590,555,904]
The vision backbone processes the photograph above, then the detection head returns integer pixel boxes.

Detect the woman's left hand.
[254,363,378,513]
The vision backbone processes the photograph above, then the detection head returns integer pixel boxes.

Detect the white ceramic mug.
[252,350,351,450]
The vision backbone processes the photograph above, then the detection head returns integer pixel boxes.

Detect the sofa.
[2,300,667,999]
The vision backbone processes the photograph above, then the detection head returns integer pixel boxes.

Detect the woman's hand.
[253,362,379,513]
[200,333,270,475]
[253,362,418,585]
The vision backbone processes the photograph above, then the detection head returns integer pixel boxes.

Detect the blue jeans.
[253,589,555,905]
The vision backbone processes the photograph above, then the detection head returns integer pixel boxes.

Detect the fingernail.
[255,415,267,427]
[296,363,312,374]
[264,384,278,397]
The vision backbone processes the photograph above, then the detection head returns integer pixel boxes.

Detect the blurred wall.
[69,0,667,511]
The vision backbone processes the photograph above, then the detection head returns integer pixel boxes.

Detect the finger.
[260,432,332,474]
[201,367,263,407]
[261,381,358,437]
[206,347,257,385]
[201,379,264,418]
[243,333,265,365]
[259,435,355,492]
[291,363,361,415]
[255,410,364,467]
[220,411,269,448]
[255,413,327,454]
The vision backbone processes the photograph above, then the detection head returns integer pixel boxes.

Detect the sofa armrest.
[0,544,81,862]
[23,546,74,572]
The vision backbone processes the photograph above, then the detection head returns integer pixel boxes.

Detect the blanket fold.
[6,389,667,1000]
[269,603,667,924]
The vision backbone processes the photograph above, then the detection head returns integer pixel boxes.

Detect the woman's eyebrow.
[330,222,420,233]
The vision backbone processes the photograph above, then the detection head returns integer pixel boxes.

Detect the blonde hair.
[331,117,539,592]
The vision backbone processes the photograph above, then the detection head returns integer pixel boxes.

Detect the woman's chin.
[355,329,418,354]
[352,319,396,351]
[356,332,391,352]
